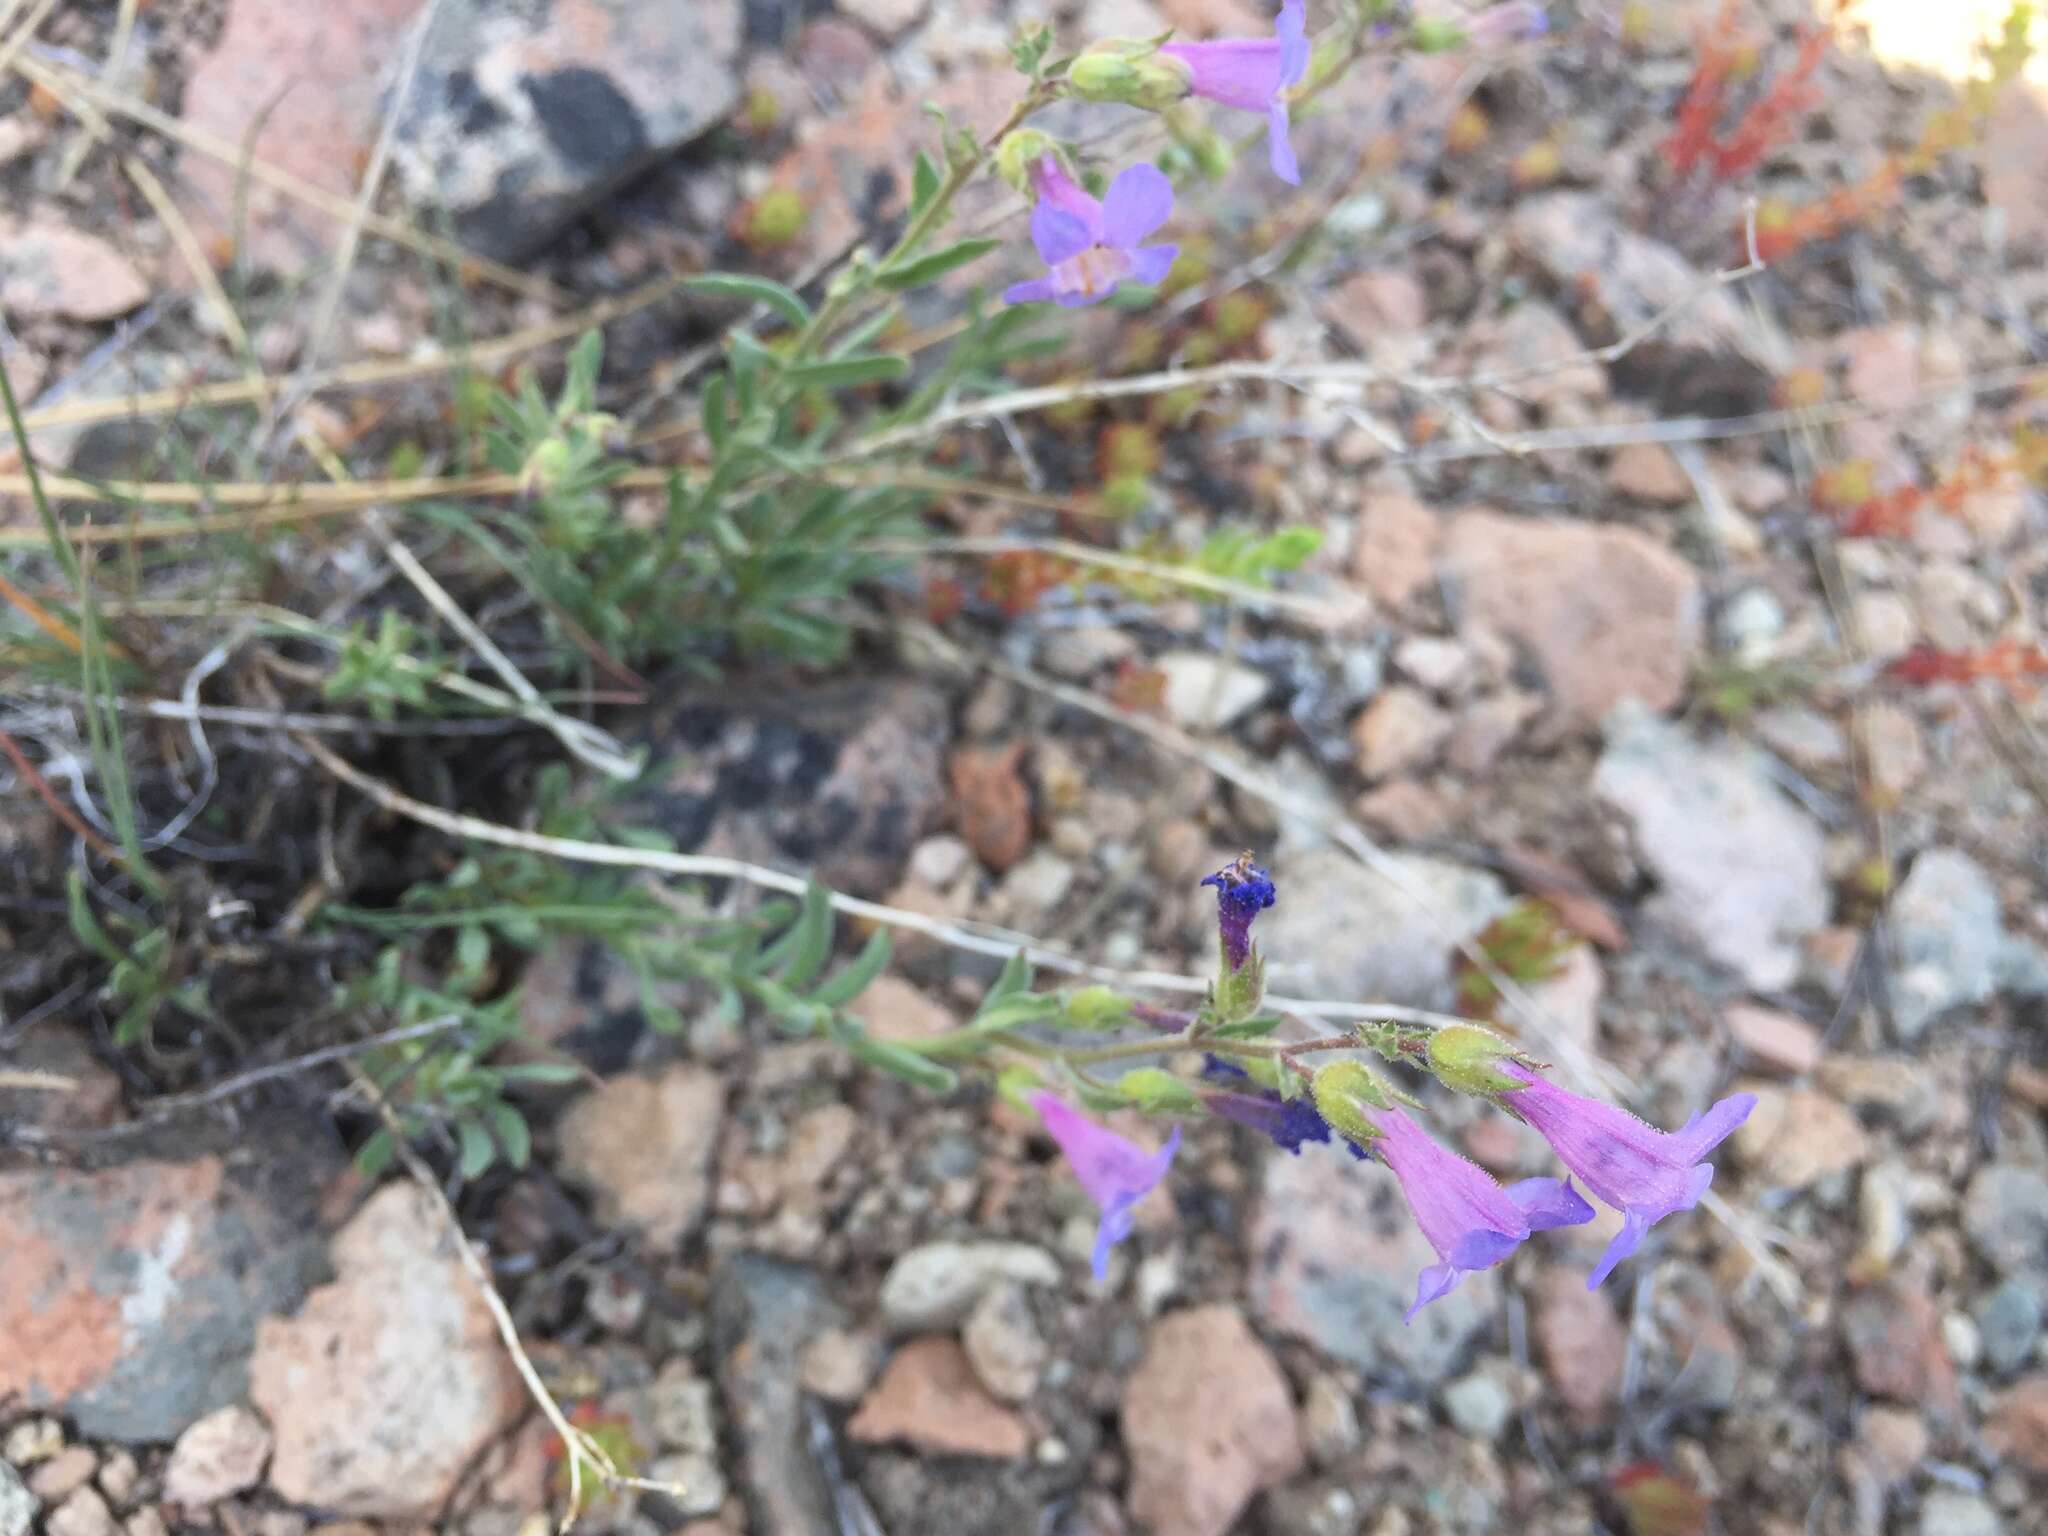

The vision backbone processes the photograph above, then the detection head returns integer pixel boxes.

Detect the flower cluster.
[998,2,1554,307]
[1029,860,1754,1318]
[1004,0,1307,309]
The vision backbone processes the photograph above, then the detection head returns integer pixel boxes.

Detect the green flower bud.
[1065,985,1135,1028]
[995,128,1060,194]
[1408,18,1469,52]
[1310,1060,1392,1149]
[995,1063,1046,1111]
[1426,1024,1527,1096]
[1068,40,1193,110]
[519,436,574,498]
[1117,1067,1199,1113]
[1162,104,1233,180]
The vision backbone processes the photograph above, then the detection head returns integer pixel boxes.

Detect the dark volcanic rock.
[0,1125,336,1442]
[628,679,951,899]
[712,1256,850,1536]
[393,0,742,260]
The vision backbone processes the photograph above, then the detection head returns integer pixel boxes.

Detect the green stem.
[786,85,1054,365]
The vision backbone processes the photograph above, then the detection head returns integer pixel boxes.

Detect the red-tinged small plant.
[980,549,1075,616]
[1663,1,1835,185]
[1814,443,2018,539]
[1606,1462,1713,1536]
[1882,637,2048,700]
[922,571,967,626]
[1812,458,1920,538]
[544,1403,643,1508]
[1753,3,2035,259]
[1452,899,1577,1026]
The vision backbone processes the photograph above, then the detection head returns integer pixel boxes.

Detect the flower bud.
[996,128,1061,194]
[1425,1024,1527,1096]
[1065,984,1134,1028]
[1407,18,1468,51]
[1310,1060,1391,1150]
[1068,40,1193,110]
[519,436,574,498]
[1118,1067,1199,1113]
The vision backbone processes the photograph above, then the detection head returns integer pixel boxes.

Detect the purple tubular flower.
[1201,1055,1364,1159]
[1367,1104,1594,1322]
[1031,1091,1181,1279]
[1159,0,1311,184]
[1199,854,1277,972]
[1498,1063,1756,1290]
[1003,158,1179,307]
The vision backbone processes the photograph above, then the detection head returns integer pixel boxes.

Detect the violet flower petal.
[1099,163,1175,247]
[1200,857,1277,972]
[1275,0,1310,84]
[1159,37,1285,110]
[1031,156,1103,236]
[1370,1105,1592,1322]
[1126,243,1180,286]
[1003,276,1059,304]
[1030,204,1094,267]
[1031,1091,1181,1279]
[1505,1175,1597,1231]
[1499,1064,1754,1288]
[1266,100,1299,184]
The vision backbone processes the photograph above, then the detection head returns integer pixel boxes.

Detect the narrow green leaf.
[811,929,892,1007]
[497,1061,585,1085]
[910,151,941,217]
[490,1104,533,1169]
[983,950,1033,1003]
[877,237,1000,291]
[761,879,833,989]
[684,272,812,328]
[700,374,729,455]
[355,1129,399,1178]
[782,354,910,390]
[835,1022,960,1092]
[457,1118,497,1180]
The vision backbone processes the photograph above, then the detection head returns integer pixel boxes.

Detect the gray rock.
[1593,701,1828,989]
[1888,849,2048,1042]
[1156,652,1271,730]
[961,1282,1045,1404]
[877,1242,1061,1333]
[1252,1142,1493,1385]
[1259,1483,1361,1536]
[1258,846,1510,1009]
[626,680,951,900]
[1963,1165,2048,1277]
[162,1406,273,1507]
[1976,1278,2045,1374]
[646,1453,724,1519]
[711,1257,849,1536]
[1441,1370,1514,1442]
[0,1463,37,1536]
[391,0,740,260]
[648,1360,718,1454]
[1919,1490,2002,1536]
[0,1131,334,1443]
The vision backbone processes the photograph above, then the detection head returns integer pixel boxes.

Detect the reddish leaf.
[1607,1462,1712,1536]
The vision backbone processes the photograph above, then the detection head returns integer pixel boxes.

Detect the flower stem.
[788,85,1055,365]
